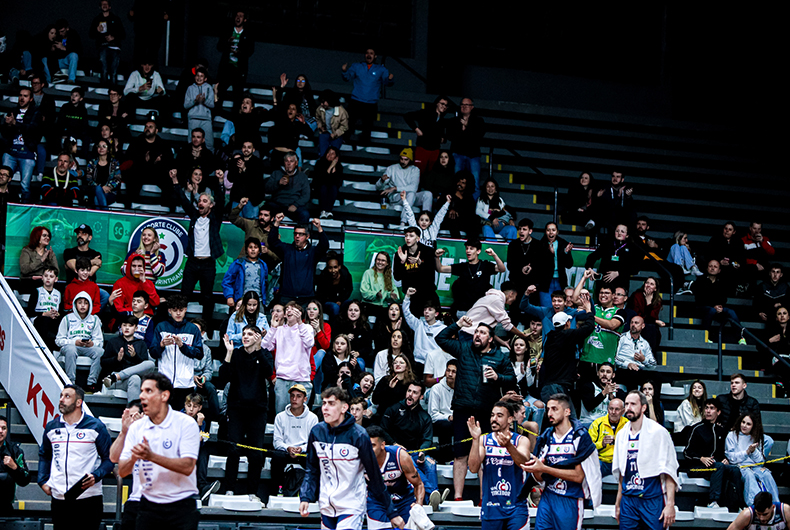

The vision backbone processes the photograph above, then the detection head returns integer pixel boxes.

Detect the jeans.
[313,349,326,394]
[61,344,104,385]
[318,132,344,157]
[525,394,545,428]
[689,462,741,503]
[319,185,339,213]
[412,453,438,496]
[35,142,47,176]
[181,258,216,323]
[231,200,259,220]
[98,46,121,85]
[89,184,117,210]
[42,53,79,82]
[2,154,36,202]
[22,50,33,72]
[274,378,313,414]
[741,466,779,506]
[701,306,741,333]
[453,154,482,200]
[482,223,517,241]
[106,360,156,402]
[539,279,563,307]
[324,302,341,320]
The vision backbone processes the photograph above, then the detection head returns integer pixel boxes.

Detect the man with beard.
[229,200,281,271]
[124,118,171,207]
[173,128,223,182]
[613,391,678,530]
[468,401,531,530]
[579,362,626,428]
[63,224,109,309]
[265,151,311,223]
[227,139,265,219]
[376,148,431,225]
[436,316,516,501]
[587,170,636,233]
[521,393,601,530]
[38,385,113,530]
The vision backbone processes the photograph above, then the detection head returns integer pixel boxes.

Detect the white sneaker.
[225,490,234,496]
[320,211,328,219]
[201,480,221,502]
[429,490,441,511]
[248,494,261,503]
[690,265,704,276]
[584,220,595,231]
[708,501,720,509]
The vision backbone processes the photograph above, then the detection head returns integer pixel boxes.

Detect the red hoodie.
[64,278,101,314]
[112,254,161,315]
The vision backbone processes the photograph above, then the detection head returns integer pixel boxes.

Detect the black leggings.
[225,406,267,495]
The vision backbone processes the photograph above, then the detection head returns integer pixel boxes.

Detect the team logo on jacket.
[163,439,173,449]
[339,448,350,458]
[128,217,188,289]
[76,431,85,439]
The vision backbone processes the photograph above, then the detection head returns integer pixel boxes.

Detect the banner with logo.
[2,205,292,292]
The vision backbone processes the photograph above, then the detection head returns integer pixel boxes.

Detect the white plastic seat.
[694,506,729,519]
[661,382,686,397]
[353,201,386,210]
[248,88,273,97]
[320,219,344,229]
[594,505,616,517]
[93,88,109,96]
[348,164,375,173]
[364,146,390,155]
[131,204,169,213]
[349,181,377,191]
[54,84,79,92]
[370,131,388,139]
[99,416,122,432]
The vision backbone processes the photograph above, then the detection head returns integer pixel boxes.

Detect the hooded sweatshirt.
[64,276,101,314]
[460,288,513,335]
[112,254,161,315]
[273,404,319,453]
[149,317,203,389]
[55,291,104,348]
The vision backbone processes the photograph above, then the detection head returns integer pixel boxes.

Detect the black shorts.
[452,407,491,458]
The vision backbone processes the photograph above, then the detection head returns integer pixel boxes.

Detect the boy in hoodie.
[26,266,62,352]
[100,315,155,403]
[272,383,318,496]
[182,393,219,500]
[111,254,160,322]
[55,292,104,392]
[221,237,268,307]
[56,87,89,156]
[149,294,204,406]
[403,287,446,372]
[184,66,215,152]
[64,257,101,315]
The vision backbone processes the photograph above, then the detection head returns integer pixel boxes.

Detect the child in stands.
[55,292,104,392]
[64,257,102,314]
[400,190,452,248]
[27,266,62,351]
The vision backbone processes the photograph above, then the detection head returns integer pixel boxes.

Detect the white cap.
[552,312,572,327]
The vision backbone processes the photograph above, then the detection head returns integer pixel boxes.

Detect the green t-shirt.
[581,305,622,364]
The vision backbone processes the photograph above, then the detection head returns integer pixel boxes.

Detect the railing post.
[489,146,494,179]
[718,324,724,382]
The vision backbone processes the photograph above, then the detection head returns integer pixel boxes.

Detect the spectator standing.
[674,380,707,434]
[38,385,113,530]
[123,119,171,207]
[0,415,31,515]
[373,329,412,384]
[313,146,344,220]
[55,292,104,392]
[341,48,394,145]
[222,237,269,308]
[588,398,626,477]
[403,288,446,371]
[101,315,155,403]
[315,90,349,157]
[268,218,329,306]
[404,96,450,173]
[376,149,432,225]
[564,172,595,227]
[29,74,58,177]
[742,222,776,286]
[458,282,524,341]
[89,0,126,86]
[271,384,318,496]
[220,326,273,500]
[221,95,267,153]
[538,222,574,307]
[445,98,485,199]
[584,224,638,290]
[98,86,131,142]
[320,335,362,392]
[265,152,312,223]
[427,360,456,460]
[1,87,41,202]
[372,302,412,353]
[128,0,168,64]
[718,373,761,432]
[476,178,517,241]
[574,271,624,375]
[507,218,546,301]
[228,202,280,265]
[393,227,437,312]
[184,67,215,152]
[216,10,254,108]
[267,104,313,169]
[435,241,506,318]
[587,171,635,233]
[226,141,265,218]
[725,413,779,507]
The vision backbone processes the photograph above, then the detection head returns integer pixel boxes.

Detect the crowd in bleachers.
[2,4,790,525]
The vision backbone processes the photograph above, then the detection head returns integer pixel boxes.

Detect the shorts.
[482,503,530,530]
[534,491,583,530]
[619,494,665,530]
[322,513,365,530]
[453,407,491,458]
[368,497,413,528]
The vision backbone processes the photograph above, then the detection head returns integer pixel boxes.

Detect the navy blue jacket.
[269,224,329,299]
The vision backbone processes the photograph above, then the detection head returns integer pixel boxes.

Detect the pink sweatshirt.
[460,289,513,335]
[262,322,314,381]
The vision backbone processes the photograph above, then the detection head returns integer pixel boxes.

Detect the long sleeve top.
[615,333,656,370]
[460,289,513,334]
[631,291,661,324]
[402,197,450,248]
[341,62,393,104]
[668,244,695,271]
[19,246,59,279]
[376,164,421,196]
[123,70,166,101]
[261,322,314,382]
[359,268,399,307]
[218,347,273,409]
[427,379,454,422]
[265,169,311,209]
[444,114,486,158]
[268,225,329,299]
[184,83,215,119]
[674,399,702,433]
[404,107,446,150]
[725,431,774,466]
[403,296,446,364]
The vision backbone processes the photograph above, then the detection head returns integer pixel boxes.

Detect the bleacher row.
[1,61,788,528]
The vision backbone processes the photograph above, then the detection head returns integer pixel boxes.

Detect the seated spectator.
[225,291,269,349]
[84,139,121,209]
[373,329,413,384]
[0,87,42,203]
[190,318,221,422]
[394,228,438,314]
[380,382,439,497]
[476,178,517,241]
[564,171,595,227]
[403,288,446,374]
[692,259,746,344]
[265,151,311,223]
[441,171,477,238]
[267,103,313,169]
[684,398,742,509]
[220,95,267,153]
[372,301,412,352]
[26,267,62,352]
[121,227,167,282]
[401,191,451,249]
[742,222,776,288]
[56,87,88,156]
[584,224,638,290]
[268,218,328,305]
[315,90,348,157]
[149,294,204,406]
[333,300,374,365]
[63,224,104,291]
[0,165,19,203]
[226,139,265,219]
[640,380,664,427]
[271,383,319,496]
[98,87,131,141]
[376,148,431,225]
[372,354,417,419]
[588,398,626,477]
[668,231,704,280]
[41,152,80,206]
[321,335,362,391]
[100,315,155,403]
[183,67,215,152]
[537,222,574,307]
[262,301,314,414]
[96,120,124,160]
[273,73,317,130]
[675,380,707,434]
[458,281,524,342]
[630,277,665,353]
[587,170,636,233]
[360,253,400,319]
[725,413,779,507]
[125,291,154,344]
[520,284,580,343]
[767,307,790,390]
[579,363,626,428]
[173,128,222,181]
[427,360,456,462]
[310,146,344,220]
[64,258,102,315]
[349,397,370,426]
[222,237,269,308]
[55,292,104,392]
[633,216,686,289]
[19,226,58,289]
[755,265,788,322]
[219,325,272,500]
[121,119,172,208]
[614,316,656,389]
[706,221,745,290]
[46,19,81,84]
[436,240,505,319]
[404,96,450,174]
[510,328,545,425]
[419,151,455,209]
[111,254,160,318]
[718,373,761,432]
[315,254,353,321]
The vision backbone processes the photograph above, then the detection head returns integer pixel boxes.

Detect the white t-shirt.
[424,349,453,379]
[194,217,211,257]
[121,407,200,503]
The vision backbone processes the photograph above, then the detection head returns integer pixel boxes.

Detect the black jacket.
[404,107,446,151]
[89,12,126,47]
[227,153,265,203]
[315,266,353,308]
[393,243,437,300]
[706,235,746,267]
[101,334,150,375]
[445,113,485,158]
[584,237,639,281]
[507,237,549,290]
[175,183,225,260]
[435,323,517,411]
[0,103,42,155]
[538,235,574,290]
[539,311,595,389]
[218,347,273,409]
[0,438,31,511]
[381,400,433,451]
[717,391,761,432]
[692,276,728,308]
[684,420,727,466]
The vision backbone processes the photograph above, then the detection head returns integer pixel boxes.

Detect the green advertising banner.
[3,204,292,292]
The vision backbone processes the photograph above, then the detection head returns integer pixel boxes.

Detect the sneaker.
[441,488,451,504]
[84,383,100,394]
[225,490,234,496]
[454,497,463,502]
[102,374,117,388]
[675,289,692,296]
[738,338,747,345]
[690,265,704,277]
[326,211,334,219]
[584,220,596,231]
[320,211,328,219]
[201,480,221,502]
[429,490,442,511]
[248,494,261,503]
[708,501,720,509]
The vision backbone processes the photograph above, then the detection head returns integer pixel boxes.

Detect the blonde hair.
[136,227,161,255]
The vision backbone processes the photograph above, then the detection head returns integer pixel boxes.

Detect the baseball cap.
[288,383,308,395]
[552,312,572,327]
[74,223,92,235]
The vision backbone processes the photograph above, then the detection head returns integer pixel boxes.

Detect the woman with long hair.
[509,334,545,427]
[423,150,456,202]
[631,276,665,352]
[476,178,517,241]
[373,329,414,384]
[19,226,59,283]
[767,306,790,391]
[333,300,374,365]
[668,231,704,277]
[725,413,779,506]
[121,226,167,281]
[227,291,269,347]
[640,380,664,427]
[675,380,706,433]
[312,146,344,219]
[564,171,595,227]
[321,334,362,391]
[306,300,333,392]
[84,139,121,209]
[537,222,574,307]
[275,73,316,124]
[372,301,413,352]
[372,353,417,418]
[361,252,400,319]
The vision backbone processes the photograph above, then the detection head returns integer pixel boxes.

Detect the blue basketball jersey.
[481,431,528,520]
[535,426,594,499]
[378,445,414,502]
[622,432,663,498]
[749,502,787,530]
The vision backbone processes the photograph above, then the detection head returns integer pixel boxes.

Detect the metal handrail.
[631,243,675,340]
[718,318,790,381]
[380,55,428,85]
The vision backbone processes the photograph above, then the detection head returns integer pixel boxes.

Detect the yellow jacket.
[588,415,628,463]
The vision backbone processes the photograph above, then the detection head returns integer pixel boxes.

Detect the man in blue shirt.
[341,48,394,145]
